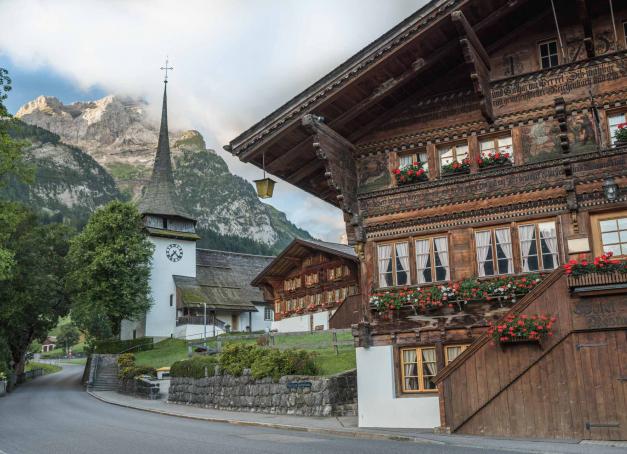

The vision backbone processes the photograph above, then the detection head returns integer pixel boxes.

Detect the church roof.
[174,249,274,311]
[138,83,195,222]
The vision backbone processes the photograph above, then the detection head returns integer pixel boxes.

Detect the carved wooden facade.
[230,0,627,438]
[251,239,359,324]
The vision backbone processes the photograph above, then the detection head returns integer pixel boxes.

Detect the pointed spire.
[138,78,195,223]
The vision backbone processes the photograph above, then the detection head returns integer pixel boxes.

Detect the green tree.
[0,209,73,375]
[0,68,33,281]
[56,324,80,353]
[67,201,154,340]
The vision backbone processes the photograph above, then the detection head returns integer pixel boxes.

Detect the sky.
[0,0,426,242]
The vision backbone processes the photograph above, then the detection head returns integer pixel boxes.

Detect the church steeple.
[138,73,195,225]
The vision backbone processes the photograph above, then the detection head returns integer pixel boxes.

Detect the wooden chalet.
[251,238,360,332]
[228,0,627,440]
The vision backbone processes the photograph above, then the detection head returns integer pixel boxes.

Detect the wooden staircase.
[434,269,627,441]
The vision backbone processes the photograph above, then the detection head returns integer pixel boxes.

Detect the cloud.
[0,0,424,241]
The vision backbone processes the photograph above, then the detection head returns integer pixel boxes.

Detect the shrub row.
[170,356,218,379]
[118,366,157,380]
[220,345,319,381]
[94,338,154,354]
[117,353,135,369]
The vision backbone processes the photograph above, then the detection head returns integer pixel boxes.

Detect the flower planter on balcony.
[499,335,543,349]
[567,271,627,296]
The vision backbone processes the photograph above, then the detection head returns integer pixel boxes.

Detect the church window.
[539,40,559,69]
[169,294,173,307]
[475,227,514,277]
[415,236,450,284]
[377,242,410,288]
[438,142,468,169]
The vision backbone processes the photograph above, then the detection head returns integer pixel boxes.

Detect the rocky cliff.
[14,95,311,254]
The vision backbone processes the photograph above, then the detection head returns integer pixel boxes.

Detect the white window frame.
[608,111,627,146]
[438,142,469,169]
[399,150,429,173]
[539,40,559,69]
[377,241,411,288]
[415,236,450,284]
[475,227,514,277]
[518,221,559,272]
[479,134,514,161]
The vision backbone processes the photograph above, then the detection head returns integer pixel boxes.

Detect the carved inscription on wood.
[572,299,627,330]
[491,55,627,113]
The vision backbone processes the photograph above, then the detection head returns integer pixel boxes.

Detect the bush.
[117,353,135,369]
[219,344,319,381]
[93,338,154,354]
[118,366,156,380]
[256,335,269,347]
[170,356,218,379]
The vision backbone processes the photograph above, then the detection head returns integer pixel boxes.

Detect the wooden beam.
[576,0,595,59]
[287,158,323,184]
[452,10,494,123]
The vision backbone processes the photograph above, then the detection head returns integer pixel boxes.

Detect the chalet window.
[608,112,627,146]
[479,135,513,161]
[539,40,559,69]
[284,277,301,292]
[445,344,470,365]
[400,347,438,393]
[598,215,627,257]
[377,242,410,288]
[264,306,273,321]
[305,273,319,287]
[415,236,450,284]
[518,221,559,272]
[399,150,429,173]
[475,227,514,277]
[438,143,468,169]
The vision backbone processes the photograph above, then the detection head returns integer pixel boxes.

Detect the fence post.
[332,329,339,356]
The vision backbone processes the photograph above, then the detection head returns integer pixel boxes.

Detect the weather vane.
[160,57,173,83]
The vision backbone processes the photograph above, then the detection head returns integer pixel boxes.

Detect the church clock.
[166,243,183,262]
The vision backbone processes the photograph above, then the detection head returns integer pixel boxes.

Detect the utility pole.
[203,302,207,347]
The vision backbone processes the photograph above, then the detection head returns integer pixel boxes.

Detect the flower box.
[567,271,627,289]
[488,313,555,348]
[393,162,428,186]
[499,335,543,349]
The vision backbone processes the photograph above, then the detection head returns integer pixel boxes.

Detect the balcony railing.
[176,316,226,328]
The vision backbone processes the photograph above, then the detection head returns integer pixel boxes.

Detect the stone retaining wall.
[168,369,357,416]
[118,377,160,400]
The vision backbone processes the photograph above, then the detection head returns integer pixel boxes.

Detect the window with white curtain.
[399,150,429,173]
[608,112,627,146]
[479,134,513,160]
[475,228,514,277]
[377,242,410,287]
[438,143,468,168]
[519,221,559,272]
[445,344,470,365]
[400,347,438,393]
[415,236,450,284]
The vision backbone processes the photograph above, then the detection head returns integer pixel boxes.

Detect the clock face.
[166,243,183,262]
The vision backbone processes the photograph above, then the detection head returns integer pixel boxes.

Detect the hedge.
[117,353,135,369]
[220,345,318,381]
[93,338,154,354]
[118,366,157,380]
[170,356,218,379]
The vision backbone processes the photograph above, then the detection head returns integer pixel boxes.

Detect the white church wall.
[356,345,440,428]
[145,236,196,339]
[174,323,225,340]
[270,310,331,333]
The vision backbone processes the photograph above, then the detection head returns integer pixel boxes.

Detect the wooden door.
[575,331,627,440]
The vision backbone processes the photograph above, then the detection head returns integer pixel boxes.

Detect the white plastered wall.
[356,345,440,428]
[270,310,332,333]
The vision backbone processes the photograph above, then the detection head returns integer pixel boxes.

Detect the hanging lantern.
[255,150,276,198]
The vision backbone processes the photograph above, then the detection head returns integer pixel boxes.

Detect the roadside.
[88,388,627,454]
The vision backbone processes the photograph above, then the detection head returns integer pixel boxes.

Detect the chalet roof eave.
[225,0,460,160]
[250,238,358,287]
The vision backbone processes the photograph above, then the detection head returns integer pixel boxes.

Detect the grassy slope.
[135,332,356,376]
[25,362,61,375]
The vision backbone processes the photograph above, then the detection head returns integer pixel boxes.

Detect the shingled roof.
[175,249,274,311]
[138,83,195,222]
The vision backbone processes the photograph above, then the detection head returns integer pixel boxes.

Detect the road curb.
[86,390,442,445]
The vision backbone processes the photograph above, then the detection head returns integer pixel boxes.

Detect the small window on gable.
[539,40,559,69]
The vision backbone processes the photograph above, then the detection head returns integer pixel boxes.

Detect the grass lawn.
[135,332,356,376]
[40,341,86,359]
[26,362,61,375]
[58,358,87,365]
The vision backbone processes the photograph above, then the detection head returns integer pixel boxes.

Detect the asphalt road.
[0,365,515,454]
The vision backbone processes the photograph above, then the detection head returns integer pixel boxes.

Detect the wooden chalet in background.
[228,0,627,441]
[251,238,360,332]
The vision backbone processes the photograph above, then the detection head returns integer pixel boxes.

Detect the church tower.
[121,74,199,340]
